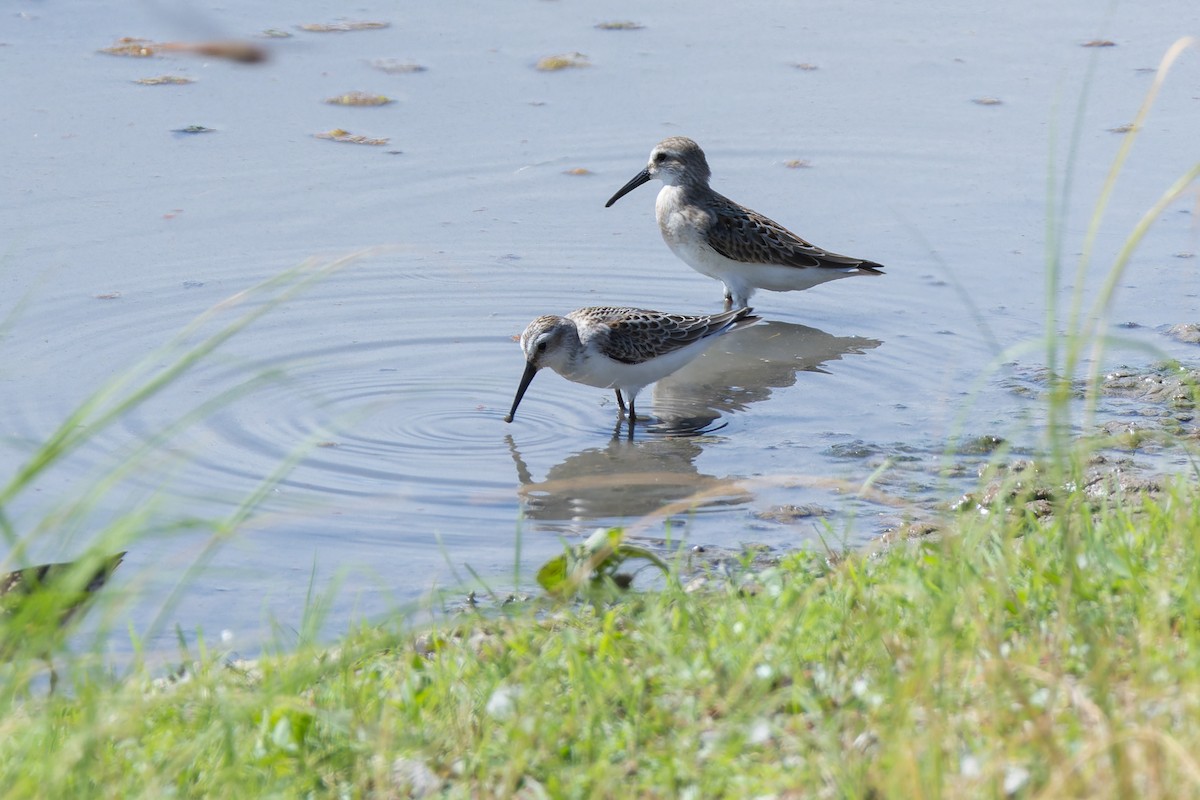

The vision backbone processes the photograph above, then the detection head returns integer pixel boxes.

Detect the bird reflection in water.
[507,320,882,531]
[508,434,751,531]
[650,320,882,433]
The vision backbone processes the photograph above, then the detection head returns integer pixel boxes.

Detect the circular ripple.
[2,255,614,527]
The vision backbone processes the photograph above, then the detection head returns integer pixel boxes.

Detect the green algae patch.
[535,52,590,71]
[324,92,394,107]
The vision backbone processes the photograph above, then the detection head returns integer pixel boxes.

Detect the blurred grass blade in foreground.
[0,551,125,690]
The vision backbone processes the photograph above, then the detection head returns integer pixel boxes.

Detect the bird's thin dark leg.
[615,389,627,414]
[628,397,637,423]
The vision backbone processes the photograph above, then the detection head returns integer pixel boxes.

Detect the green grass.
[3,471,1200,797]
[2,39,1199,800]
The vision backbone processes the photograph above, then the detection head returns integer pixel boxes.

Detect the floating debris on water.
[1108,123,1137,134]
[260,29,292,39]
[101,38,267,63]
[1082,39,1116,47]
[100,38,157,57]
[172,125,216,134]
[595,21,643,30]
[324,91,394,106]
[563,167,591,176]
[95,292,122,300]
[535,52,589,71]
[754,504,833,523]
[314,128,390,146]
[1166,323,1200,344]
[783,159,811,169]
[368,58,427,74]
[299,21,389,33]
[825,440,878,459]
[791,62,819,71]
[972,96,1003,106]
[956,434,1006,455]
[162,40,267,63]
[134,75,193,85]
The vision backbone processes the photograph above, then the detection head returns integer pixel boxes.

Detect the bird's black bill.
[503,361,539,423]
[605,168,652,207]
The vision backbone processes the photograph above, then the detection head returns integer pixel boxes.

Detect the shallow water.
[1,0,1198,655]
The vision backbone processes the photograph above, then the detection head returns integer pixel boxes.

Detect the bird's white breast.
[655,186,736,282]
[557,322,723,397]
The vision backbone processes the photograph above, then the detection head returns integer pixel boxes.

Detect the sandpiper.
[1,551,126,691]
[504,306,759,425]
[606,136,884,308]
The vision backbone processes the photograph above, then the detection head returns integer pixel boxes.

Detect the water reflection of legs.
[611,414,631,442]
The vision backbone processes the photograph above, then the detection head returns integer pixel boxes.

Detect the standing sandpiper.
[504,306,759,425]
[606,136,884,309]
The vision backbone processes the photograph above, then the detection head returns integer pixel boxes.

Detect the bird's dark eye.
[536,341,548,353]
[653,152,666,163]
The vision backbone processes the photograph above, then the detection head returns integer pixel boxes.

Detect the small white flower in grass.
[960,754,982,778]
[486,685,519,720]
[851,678,868,698]
[755,663,773,681]
[852,731,878,752]
[747,719,772,745]
[1003,765,1030,796]
[391,757,441,797]
[1030,687,1050,708]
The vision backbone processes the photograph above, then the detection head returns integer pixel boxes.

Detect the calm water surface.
[1,0,1197,656]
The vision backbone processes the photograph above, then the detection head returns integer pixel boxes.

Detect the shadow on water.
[507,320,883,533]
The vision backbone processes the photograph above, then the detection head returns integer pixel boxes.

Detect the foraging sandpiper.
[504,306,759,425]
